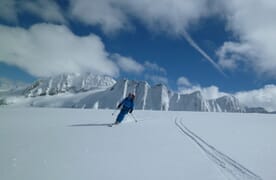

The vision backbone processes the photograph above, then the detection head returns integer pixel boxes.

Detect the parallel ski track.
[175,118,262,180]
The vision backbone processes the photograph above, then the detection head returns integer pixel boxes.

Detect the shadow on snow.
[69,123,113,127]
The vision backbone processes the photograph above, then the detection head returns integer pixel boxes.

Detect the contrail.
[182,31,227,77]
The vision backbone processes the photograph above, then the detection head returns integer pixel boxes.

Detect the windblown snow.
[1,108,275,180]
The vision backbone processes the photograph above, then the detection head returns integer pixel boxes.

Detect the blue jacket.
[118,97,134,113]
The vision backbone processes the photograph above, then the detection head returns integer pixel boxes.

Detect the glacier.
[0,73,268,113]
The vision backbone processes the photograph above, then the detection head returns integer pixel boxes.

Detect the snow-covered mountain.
[23,73,116,97]
[207,95,245,112]
[74,79,170,110]
[169,91,208,111]
[245,107,268,113]
[0,73,267,113]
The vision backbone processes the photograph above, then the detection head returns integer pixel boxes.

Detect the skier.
[114,93,135,125]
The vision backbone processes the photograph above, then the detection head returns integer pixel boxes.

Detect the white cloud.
[111,53,144,74]
[121,0,210,33]
[144,61,166,75]
[21,0,66,23]
[200,86,228,100]
[3,1,275,79]
[235,85,276,112]
[0,23,119,77]
[144,61,169,85]
[68,0,224,73]
[217,42,256,70]
[69,0,211,34]
[69,0,129,34]
[179,83,276,111]
[217,1,276,78]
[177,76,191,87]
[144,61,168,85]
[0,0,224,75]
[176,76,227,99]
[179,85,228,100]
[0,0,65,23]
[145,75,168,85]
[68,0,276,78]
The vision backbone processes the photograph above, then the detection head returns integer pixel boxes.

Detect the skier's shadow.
[69,123,113,127]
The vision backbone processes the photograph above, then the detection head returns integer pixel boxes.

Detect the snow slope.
[1,108,275,180]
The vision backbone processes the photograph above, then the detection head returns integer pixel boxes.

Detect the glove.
[129,109,133,113]
[117,104,122,109]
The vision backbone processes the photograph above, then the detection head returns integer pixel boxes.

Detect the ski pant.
[116,109,128,123]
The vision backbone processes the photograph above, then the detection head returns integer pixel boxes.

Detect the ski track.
[175,118,262,180]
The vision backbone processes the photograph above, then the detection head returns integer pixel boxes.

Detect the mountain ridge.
[0,73,269,113]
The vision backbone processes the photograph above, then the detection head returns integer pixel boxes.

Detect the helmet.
[128,93,135,99]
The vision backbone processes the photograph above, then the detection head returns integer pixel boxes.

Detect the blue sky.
[1,0,276,110]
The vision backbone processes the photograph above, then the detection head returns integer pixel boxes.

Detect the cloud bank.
[179,85,227,100]
[0,23,164,81]
[68,0,210,34]
[67,0,276,78]
[145,75,168,85]
[68,0,223,73]
[144,61,167,75]
[216,1,276,78]
[111,53,144,74]
[235,85,276,112]
[144,61,168,85]
[2,1,276,78]
[177,76,192,88]
[0,23,119,77]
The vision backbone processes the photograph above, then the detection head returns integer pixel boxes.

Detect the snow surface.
[1,108,276,180]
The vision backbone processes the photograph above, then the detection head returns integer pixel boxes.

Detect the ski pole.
[130,113,138,123]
